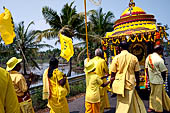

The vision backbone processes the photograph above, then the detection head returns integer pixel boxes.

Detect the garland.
[102,30,169,46]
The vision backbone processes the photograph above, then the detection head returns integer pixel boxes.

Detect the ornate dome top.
[120,6,146,18]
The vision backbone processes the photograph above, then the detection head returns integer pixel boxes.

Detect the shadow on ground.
[104,108,116,113]
[70,111,80,113]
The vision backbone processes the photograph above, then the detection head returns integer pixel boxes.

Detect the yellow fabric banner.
[0,8,15,45]
[60,33,74,62]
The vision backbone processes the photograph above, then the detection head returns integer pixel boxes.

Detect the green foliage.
[68,81,86,97]
[30,87,48,111]
[0,21,53,73]
[38,1,85,42]
[88,8,114,37]
[14,21,53,74]
[75,8,115,62]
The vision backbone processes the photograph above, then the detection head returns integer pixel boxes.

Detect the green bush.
[68,81,86,97]
[30,87,47,111]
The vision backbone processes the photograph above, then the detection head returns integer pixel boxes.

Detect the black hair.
[154,45,164,52]
[48,57,59,78]
[119,41,128,50]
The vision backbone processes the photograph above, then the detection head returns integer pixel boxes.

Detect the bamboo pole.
[84,0,89,61]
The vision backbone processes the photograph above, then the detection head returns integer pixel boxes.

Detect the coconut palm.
[37,2,85,76]
[88,8,114,42]
[76,8,115,61]
[14,21,53,75]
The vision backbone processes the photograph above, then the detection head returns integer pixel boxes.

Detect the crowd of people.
[84,41,170,113]
[0,41,170,113]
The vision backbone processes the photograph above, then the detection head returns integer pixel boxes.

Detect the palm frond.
[36,29,58,42]
[73,41,86,47]
[24,21,34,38]
[42,6,62,29]
[77,48,87,61]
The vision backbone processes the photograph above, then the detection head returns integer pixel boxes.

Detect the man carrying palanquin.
[110,41,146,113]
[145,45,170,113]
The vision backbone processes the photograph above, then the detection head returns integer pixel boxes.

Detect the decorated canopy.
[103,0,169,45]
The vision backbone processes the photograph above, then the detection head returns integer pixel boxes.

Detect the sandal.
[147,108,154,112]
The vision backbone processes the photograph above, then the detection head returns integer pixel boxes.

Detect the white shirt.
[145,52,167,84]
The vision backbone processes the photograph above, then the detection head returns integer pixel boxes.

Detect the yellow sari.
[43,68,70,113]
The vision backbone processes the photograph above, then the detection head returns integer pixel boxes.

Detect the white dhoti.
[116,89,146,113]
[149,83,170,112]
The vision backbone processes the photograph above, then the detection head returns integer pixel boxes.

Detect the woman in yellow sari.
[43,57,70,113]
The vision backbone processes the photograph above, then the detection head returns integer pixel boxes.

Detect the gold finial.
[129,0,135,7]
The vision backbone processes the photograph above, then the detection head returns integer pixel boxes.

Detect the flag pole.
[84,0,89,61]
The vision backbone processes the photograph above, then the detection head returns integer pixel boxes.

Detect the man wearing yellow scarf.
[43,57,70,113]
[0,67,20,113]
[145,45,170,113]
[90,48,110,113]
[6,57,34,113]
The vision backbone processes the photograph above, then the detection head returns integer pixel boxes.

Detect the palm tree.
[76,8,115,61]
[88,8,114,42]
[14,21,53,75]
[37,2,85,76]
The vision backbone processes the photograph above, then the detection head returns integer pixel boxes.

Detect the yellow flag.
[60,33,74,62]
[0,8,15,45]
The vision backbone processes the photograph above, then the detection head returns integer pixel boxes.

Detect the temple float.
[102,0,169,91]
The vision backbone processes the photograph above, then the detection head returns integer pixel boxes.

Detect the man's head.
[6,57,22,72]
[154,45,164,55]
[95,48,103,57]
[13,63,21,72]
[119,41,128,51]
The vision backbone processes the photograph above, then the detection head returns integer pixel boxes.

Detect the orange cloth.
[85,101,100,113]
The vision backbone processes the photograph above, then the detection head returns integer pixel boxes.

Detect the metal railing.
[29,73,85,94]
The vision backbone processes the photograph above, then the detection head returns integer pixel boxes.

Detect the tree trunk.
[67,57,72,77]
[21,48,27,75]
[23,58,27,75]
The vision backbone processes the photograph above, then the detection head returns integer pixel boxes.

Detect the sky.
[0,0,170,51]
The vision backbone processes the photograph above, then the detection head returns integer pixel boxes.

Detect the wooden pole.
[84,0,89,61]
